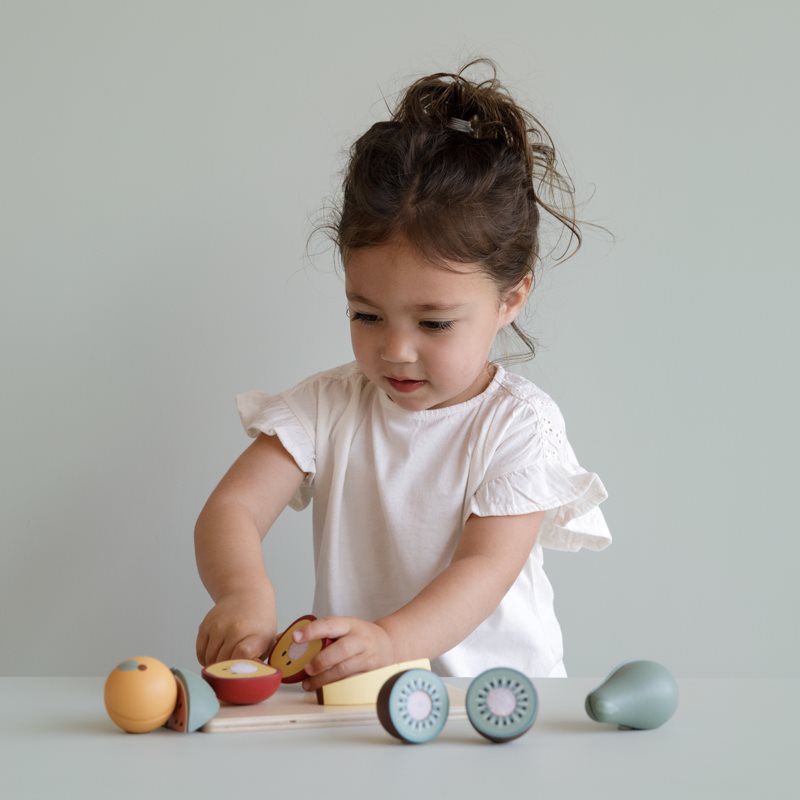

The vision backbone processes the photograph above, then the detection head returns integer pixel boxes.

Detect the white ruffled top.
[237,361,610,677]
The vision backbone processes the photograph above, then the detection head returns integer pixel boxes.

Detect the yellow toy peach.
[104,656,178,733]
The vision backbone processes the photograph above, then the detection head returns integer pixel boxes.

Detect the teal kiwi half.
[376,669,449,744]
[465,667,538,743]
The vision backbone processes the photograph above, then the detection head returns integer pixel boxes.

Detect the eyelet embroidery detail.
[533,396,565,460]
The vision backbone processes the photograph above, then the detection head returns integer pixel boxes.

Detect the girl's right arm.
[194,433,306,666]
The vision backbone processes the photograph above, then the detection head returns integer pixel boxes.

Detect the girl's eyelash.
[349,311,379,324]
[349,311,455,332]
[420,320,455,331]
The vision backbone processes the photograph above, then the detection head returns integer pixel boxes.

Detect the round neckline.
[375,363,506,419]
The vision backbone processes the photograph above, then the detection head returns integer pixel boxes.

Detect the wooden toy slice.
[268,614,331,684]
[316,658,431,706]
[165,668,220,732]
[165,671,190,732]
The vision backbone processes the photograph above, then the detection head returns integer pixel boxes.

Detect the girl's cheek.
[350,334,367,360]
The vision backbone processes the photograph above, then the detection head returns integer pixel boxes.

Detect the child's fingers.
[297,616,353,643]
[230,633,271,662]
[197,622,224,667]
[302,654,367,692]
[196,628,210,666]
[198,612,226,666]
[197,611,221,666]
[215,630,251,664]
[207,629,237,667]
[304,635,361,677]
[202,639,220,668]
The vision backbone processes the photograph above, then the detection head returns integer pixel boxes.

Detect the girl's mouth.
[387,377,426,393]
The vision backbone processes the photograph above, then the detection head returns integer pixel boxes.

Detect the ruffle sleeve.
[235,390,316,510]
[467,389,611,552]
[468,461,610,551]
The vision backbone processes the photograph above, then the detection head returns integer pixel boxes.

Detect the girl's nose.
[380,327,416,364]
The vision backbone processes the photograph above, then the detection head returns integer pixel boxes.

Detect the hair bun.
[392,58,537,173]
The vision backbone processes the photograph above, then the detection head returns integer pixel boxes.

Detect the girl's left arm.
[296,510,544,690]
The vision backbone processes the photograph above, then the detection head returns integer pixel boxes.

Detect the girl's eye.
[347,311,380,325]
[420,320,455,331]
[350,311,380,325]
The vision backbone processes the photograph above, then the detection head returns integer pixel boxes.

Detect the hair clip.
[447,117,473,135]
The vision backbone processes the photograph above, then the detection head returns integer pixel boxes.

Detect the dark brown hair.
[323,58,588,362]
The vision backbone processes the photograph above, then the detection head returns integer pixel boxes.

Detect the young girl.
[195,59,611,688]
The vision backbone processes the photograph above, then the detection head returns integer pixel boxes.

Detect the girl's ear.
[499,273,533,325]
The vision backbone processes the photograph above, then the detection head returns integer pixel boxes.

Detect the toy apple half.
[201,660,281,705]
[268,614,331,684]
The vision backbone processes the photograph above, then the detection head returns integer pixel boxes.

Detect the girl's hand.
[294,616,395,691]
[196,588,277,667]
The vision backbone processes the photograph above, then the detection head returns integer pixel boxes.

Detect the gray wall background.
[2,1,797,677]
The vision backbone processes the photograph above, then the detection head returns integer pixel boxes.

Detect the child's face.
[345,238,528,411]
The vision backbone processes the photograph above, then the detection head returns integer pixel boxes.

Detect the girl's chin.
[384,387,439,411]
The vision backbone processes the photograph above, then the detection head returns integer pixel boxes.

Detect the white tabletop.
[2,677,797,799]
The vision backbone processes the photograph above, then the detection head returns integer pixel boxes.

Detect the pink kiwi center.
[406,690,433,721]
[486,687,517,717]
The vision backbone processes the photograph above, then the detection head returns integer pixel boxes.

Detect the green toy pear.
[585,660,678,730]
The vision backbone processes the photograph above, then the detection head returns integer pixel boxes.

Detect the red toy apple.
[268,614,331,684]
[201,659,281,705]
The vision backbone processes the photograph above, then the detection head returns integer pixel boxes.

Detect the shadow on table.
[537,718,617,734]
[15,716,171,736]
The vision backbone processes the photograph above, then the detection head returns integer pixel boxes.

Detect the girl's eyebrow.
[346,291,465,313]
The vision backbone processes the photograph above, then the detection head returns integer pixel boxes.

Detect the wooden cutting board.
[202,682,466,733]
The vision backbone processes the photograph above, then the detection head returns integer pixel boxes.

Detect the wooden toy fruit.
[585,659,679,730]
[317,658,431,705]
[376,668,449,744]
[201,659,281,705]
[465,667,538,742]
[104,656,178,733]
[165,668,220,732]
[268,614,331,684]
